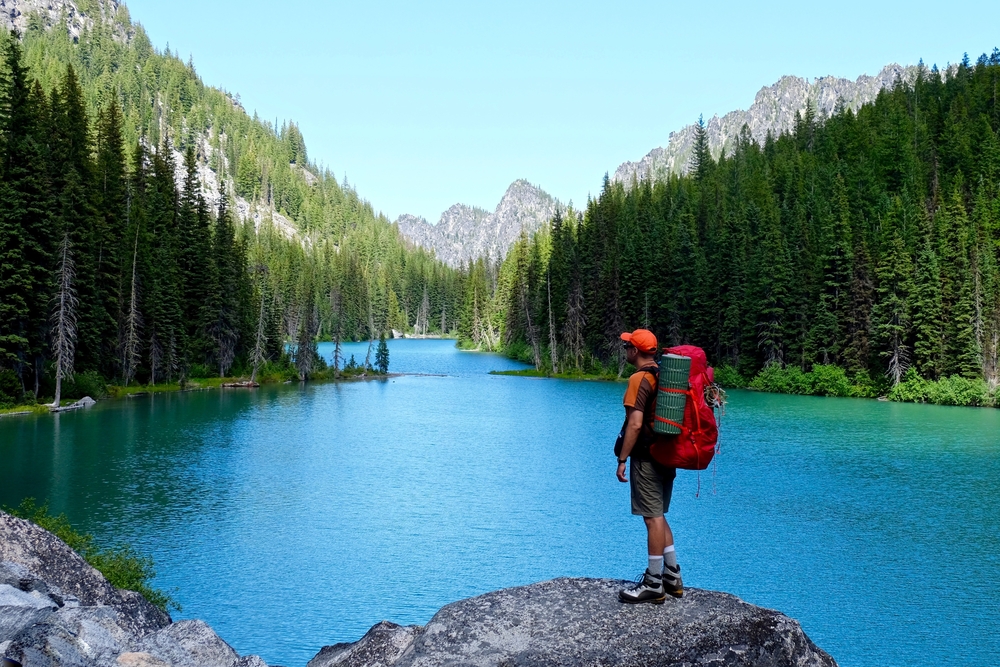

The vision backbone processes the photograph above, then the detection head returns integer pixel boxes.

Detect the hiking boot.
[618,570,666,604]
[662,564,683,598]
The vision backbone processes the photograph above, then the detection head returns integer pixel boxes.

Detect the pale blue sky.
[126,0,1000,222]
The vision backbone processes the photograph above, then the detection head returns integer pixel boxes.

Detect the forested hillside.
[494,54,1000,404]
[0,4,464,406]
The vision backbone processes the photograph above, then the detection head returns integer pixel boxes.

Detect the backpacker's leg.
[660,519,683,598]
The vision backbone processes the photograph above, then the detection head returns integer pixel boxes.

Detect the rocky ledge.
[309,578,837,667]
[1,510,837,666]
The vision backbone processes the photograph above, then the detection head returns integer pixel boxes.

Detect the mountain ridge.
[612,64,920,183]
[396,179,559,267]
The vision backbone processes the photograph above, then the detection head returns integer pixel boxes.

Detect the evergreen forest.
[0,13,464,408]
[2,1,1000,410]
[491,54,1000,405]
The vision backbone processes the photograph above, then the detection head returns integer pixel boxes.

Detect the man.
[615,328,683,604]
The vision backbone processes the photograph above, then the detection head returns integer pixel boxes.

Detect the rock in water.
[315,578,837,667]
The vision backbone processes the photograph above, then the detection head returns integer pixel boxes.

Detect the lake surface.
[2,339,998,667]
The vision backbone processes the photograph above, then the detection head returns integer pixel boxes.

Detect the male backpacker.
[614,329,719,604]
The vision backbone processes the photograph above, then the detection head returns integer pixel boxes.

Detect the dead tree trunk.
[123,229,143,386]
[49,233,78,407]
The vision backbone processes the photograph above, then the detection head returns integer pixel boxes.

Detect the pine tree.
[937,188,979,377]
[844,238,875,374]
[177,144,216,368]
[912,225,944,378]
[872,227,914,385]
[249,265,269,384]
[754,214,792,366]
[807,177,853,365]
[690,115,712,181]
[93,101,128,378]
[211,195,241,376]
[375,332,389,374]
[0,34,56,397]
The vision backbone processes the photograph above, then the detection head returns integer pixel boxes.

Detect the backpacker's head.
[620,329,657,366]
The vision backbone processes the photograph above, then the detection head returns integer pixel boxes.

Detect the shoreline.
[489,357,998,409]
[0,371,401,418]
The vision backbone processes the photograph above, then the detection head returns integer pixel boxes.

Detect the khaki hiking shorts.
[630,458,677,517]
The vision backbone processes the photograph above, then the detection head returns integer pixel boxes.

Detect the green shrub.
[62,370,109,400]
[749,363,810,394]
[926,376,991,406]
[848,369,886,398]
[749,363,860,397]
[4,498,178,614]
[0,368,25,407]
[713,364,747,388]
[808,364,853,397]
[187,363,212,379]
[887,368,929,402]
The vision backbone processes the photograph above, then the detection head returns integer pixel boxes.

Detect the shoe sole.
[618,593,666,605]
[665,588,683,599]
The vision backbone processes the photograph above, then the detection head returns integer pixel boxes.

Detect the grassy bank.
[489,341,997,409]
[3,498,178,614]
[0,358,390,417]
[718,363,998,408]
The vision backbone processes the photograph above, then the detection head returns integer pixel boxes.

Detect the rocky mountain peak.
[396,179,559,267]
[0,0,132,42]
[613,63,919,183]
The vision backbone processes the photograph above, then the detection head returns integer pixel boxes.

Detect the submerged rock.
[313,578,838,667]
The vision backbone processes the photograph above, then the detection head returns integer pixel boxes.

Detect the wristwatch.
[617,458,627,464]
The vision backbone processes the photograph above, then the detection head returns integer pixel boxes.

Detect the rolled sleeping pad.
[654,353,690,435]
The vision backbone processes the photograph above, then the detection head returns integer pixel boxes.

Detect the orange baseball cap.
[620,329,658,353]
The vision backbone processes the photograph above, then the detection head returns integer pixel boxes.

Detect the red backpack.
[647,345,719,471]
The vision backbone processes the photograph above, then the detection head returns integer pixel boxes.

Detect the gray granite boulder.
[0,511,268,667]
[314,578,837,667]
[0,513,168,637]
[308,622,422,667]
[134,620,240,667]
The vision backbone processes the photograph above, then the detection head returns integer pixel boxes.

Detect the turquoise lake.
[1,339,998,667]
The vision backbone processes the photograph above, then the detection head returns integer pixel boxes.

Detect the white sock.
[647,555,663,575]
[663,545,677,569]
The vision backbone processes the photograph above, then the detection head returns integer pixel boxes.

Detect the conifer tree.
[0,32,50,394]
[872,227,914,385]
[912,225,944,378]
[212,195,242,376]
[375,332,389,374]
[808,177,854,365]
[93,101,128,378]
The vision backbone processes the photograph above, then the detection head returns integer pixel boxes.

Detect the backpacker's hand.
[616,461,628,483]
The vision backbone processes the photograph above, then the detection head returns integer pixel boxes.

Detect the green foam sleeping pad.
[654,353,690,435]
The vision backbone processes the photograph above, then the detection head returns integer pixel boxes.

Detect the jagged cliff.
[0,0,131,41]
[613,64,919,183]
[396,179,559,267]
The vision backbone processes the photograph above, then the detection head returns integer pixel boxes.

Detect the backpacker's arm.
[616,408,645,482]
